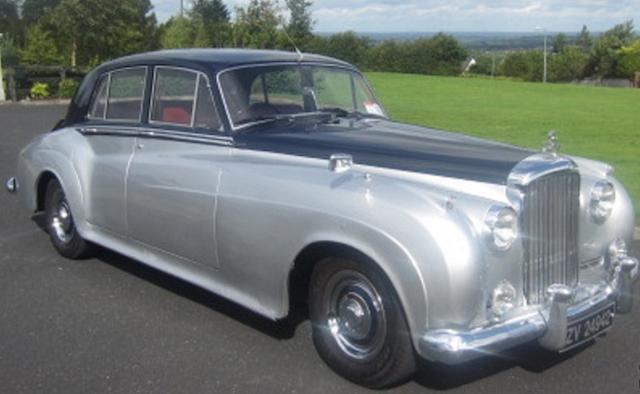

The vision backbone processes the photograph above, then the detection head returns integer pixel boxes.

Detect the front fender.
[16,133,87,235]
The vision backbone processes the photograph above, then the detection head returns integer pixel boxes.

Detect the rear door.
[126,67,229,269]
[83,67,147,235]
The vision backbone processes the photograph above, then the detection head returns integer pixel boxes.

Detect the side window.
[150,68,197,126]
[106,68,146,121]
[193,76,222,131]
[88,75,109,119]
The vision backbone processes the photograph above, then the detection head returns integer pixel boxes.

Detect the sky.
[150,0,639,33]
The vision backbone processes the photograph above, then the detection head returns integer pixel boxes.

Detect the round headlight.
[590,180,615,221]
[485,206,518,251]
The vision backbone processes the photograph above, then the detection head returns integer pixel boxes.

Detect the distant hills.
[317,31,599,51]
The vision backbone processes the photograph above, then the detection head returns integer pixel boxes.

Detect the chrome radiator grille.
[521,170,580,304]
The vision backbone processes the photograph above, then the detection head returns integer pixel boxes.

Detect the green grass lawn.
[367,72,640,222]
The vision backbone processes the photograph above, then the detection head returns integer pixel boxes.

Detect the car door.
[82,67,147,235]
[126,67,229,269]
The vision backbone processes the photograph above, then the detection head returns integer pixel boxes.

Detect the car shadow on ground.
[32,214,596,390]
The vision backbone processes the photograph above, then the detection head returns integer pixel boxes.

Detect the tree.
[0,0,20,40]
[403,34,468,76]
[49,0,159,66]
[21,0,61,26]
[20,23,63,64]
[233,0,282,49]
[552,33,568,53]
[307,32,371,69]
[549,46,588,82]
[616,40,640,78]
[0,35,19,66]
[161,16,197,48]
[576,25,592,52]
[285,0,314,49]
[190,0,230,47]
[587,20,636,77]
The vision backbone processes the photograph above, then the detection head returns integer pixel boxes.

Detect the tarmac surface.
[0,103,638,393]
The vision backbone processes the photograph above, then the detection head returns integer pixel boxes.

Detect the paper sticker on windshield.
[364,101,384,116]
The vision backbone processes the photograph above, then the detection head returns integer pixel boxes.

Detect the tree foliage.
[549,46,588,82]
[616,40,640,78]
[587,20,635,78]
[161,16,197,48]
[21,0,61,26]
[285,0,314,49]
[0,0,21,41]
[552,33,568,54]
[20,24,63,65]
[232,0,282,49]
[190,0,230,47]
[576,25,593,52]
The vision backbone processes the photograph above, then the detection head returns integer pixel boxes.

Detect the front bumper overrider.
[419,255,638,365]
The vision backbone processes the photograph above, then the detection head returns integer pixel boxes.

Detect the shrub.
[616,40,640,79]
[58,79,80,98]
[499,51,544,82]
[30,82,51,100]
[549,47,589,82]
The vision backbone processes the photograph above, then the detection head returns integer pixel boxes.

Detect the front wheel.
[309,258,416,388]
[44,179,95,259]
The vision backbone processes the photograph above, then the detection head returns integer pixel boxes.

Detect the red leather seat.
[163,107,191,125]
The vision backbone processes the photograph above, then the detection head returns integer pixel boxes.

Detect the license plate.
[561,303,615,352]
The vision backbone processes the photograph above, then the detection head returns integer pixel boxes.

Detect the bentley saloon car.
[6,49,639,388]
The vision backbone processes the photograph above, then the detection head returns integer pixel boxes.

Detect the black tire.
[309,257,416,388]
[44,178,95,259]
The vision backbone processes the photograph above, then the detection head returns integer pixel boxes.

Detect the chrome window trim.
[149,66,198,128]
[76,125,233,146]
[149,65,224,133]
[215,62,381,132]
[87,73,111,120]
[102,66,148,123]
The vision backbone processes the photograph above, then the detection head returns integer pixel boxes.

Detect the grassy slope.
[366,72,639,221]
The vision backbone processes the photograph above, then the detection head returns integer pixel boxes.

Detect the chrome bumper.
[419,256,638,365]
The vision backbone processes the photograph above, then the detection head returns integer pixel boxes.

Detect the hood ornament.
[542,130,559,156]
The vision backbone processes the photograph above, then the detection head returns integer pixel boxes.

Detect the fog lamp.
[491,281,517,317]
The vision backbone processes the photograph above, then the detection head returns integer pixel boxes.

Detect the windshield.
[218,64,386,128]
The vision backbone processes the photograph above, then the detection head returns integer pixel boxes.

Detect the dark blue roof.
[100,48,354,72]
[64,49,356,127]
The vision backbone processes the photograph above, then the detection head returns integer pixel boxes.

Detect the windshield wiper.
[319,107,386,120]
[236,112,331,132]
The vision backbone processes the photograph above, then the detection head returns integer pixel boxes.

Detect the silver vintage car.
[6,49,639,388]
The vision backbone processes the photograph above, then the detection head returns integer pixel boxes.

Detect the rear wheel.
[44,179,95,259]
[309,257,416,388]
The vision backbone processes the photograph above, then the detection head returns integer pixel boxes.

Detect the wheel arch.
[35,170,59,212]
[286,237,429,350]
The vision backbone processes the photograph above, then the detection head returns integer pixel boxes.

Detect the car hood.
[233,118,534,185]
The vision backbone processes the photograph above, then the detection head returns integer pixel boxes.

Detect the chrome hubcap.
[51,199,73,243]
[325,271,386,360]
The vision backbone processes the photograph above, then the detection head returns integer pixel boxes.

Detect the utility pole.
[180,0,184,17]
[536,27,548,83]
[0,33,5,102]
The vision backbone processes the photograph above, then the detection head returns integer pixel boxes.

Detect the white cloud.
[151,0,640,32]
